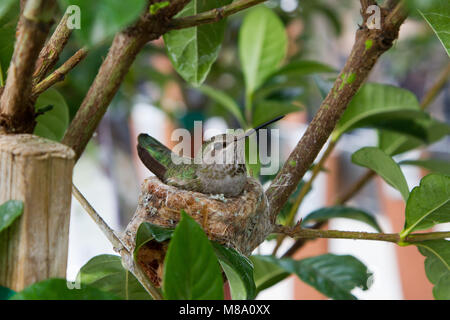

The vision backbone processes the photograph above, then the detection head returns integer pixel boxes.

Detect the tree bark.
[0,134,75,291]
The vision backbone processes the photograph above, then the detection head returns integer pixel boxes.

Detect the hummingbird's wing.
[137,133,176,180]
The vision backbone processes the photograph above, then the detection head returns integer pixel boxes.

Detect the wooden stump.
[0,134,75,291]
[123,177,271,287]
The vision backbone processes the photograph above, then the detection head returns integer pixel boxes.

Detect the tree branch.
[0,0,56,134]
[32,48,88,97]
[282,59,450,258]
[168,0,267,30]
[420,61,450,110]
[265,3,407,223]
[272,140,337,255]
[335,169,376,205]
[72,184,163,300]
[274,224,450,244]
[33,12,72,84]
[334,60,450,204]
[62,0,192,159]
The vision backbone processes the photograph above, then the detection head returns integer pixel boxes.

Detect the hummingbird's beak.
[237,115,285,141]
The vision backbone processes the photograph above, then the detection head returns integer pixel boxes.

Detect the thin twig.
[335,170,376,205]
[168,0,267,30]
[0,0,56,133]
[274,224,450,244]
[272,140,337,255]
[32,48,88,97]
[72,184,163,300]
[72,184,125,250]
[420,62,450,110]
[265,2,408,222]
[282,61,450,257]
[33,12,73,84]
[62,0,192,159]
[272,2,409,257]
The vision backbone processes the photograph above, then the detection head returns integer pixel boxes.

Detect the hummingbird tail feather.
[137,144,167,181]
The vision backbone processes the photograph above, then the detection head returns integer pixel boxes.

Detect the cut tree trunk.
[0,134,75,291]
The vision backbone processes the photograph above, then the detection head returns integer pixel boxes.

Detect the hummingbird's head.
[198,132,246,165]
[196,115,285,165]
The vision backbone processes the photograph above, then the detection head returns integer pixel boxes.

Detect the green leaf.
[197,85,246,127]
[268,60,335,79]
[78,254,152,300]
[250,255,290,294]
[302,206,382,232]
[401,174,450,237]
[352,147,410,201]
[239,6,287,95]
[313,75,334,99]
[379,118,450,156]
[417,240,450,300]
[333,83,424,140]
[418,0,450,57]
[252,100,302,128]
[0,0,16,18]
[0,0,19,86]
[164,0,232,85]
[134,222,174,258]
[59,0,147,46]
[276,180,307,225]
[399,159,450,176]
[212,243,256,300]
[163,211,224,300]
[245,135,261,178]
[11,278,120,300]
[0,286,15,300]
[253,254,371,300]
[34,89,69,141]
[0,200,23,234]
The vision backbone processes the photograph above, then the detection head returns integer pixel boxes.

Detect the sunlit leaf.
[302,206,382,232]
[418,0,450,56]
[34,89,69,141]
[252,254,371,300]
[213,243,256,300]
[0,286,15,300]
[379,118,450,156]
[401,174,450,237]
[334,83,425,140]
[417,240,450,300]
[252,100,302,128]
[399,159,450,176]
[352,147,410,201]
[250,255,290,293]
[197,85,246,127]
[163,211,224,300]
[239,6,287,95]
[0,200,23,234]
[0,0,19,86]
[11,278,120,300]
[78,254,152,300]
[164,0,232,85]
[58,0,147,46]
[134,222,174,258]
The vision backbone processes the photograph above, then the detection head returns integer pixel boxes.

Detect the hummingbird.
[137,116,284,197]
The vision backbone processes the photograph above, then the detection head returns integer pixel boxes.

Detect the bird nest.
[122,177,270,287]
